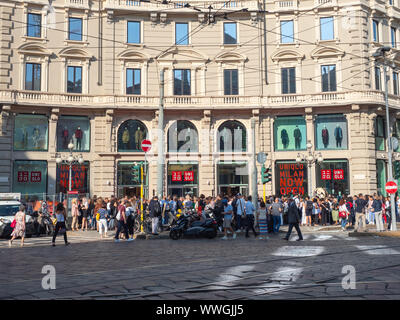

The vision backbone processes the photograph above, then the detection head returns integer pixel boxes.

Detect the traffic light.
[394,161,400,179]
[132,165,141,183]
[261,165,272,184]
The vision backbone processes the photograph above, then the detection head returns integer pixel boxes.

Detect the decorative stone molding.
[368,112,377,135]
[50,108,59,122]
[250,12,258,26]
[305,107,312,114]
[160,13,167,27]
[107,10,114,23]
[1,105,11,134]
[106,109,114,123]
[150,12,158,27]
[198,13,206,24]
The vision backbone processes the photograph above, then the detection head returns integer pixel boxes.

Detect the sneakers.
[127,238,134,242]
[115,239,120,243]
[221,236,228,240]
[233,233,237,239]
[236,229,241,233]
[65,242,70,246]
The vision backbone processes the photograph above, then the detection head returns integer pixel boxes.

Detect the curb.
[349,230,400,238]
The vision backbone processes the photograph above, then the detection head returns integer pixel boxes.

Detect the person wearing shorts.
[222,197,236,240]
[305,196,313,226]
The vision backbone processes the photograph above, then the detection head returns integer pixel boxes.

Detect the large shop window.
[167,162,198,197]
[13,160,47,197]
[56,162,89,194]
[57,116,90,152]
[14,114,48,151]
[117,120,147,152]
[376,159,387,196]
[274,116,306,151]
[168,120,198,153]
[275,161,307,197]
[217,162,249,197]
[217,120,247,152]
[315,114,348,150]
[375,116,386,151]
[316,160,349,196]
[394,119,400,152]
[117,161,148,198]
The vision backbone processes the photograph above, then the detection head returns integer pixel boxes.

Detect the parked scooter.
[169,210,218,240]
[33,210,54,236]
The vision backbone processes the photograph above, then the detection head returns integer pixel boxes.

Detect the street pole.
[383,64,397,231]
[251,118,257,208]
[69,163,72,192]
[140,163,144,233]
[307,161,312,198]
[157,69,165,198]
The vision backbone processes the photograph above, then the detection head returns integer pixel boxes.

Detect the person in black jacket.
[283,198,303,241]
[149,196,161,235]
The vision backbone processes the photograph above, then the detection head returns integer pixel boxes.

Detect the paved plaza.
[1,230,400,300]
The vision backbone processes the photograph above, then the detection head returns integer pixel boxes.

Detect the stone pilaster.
[199,110,213,196]
[0,105,12,192]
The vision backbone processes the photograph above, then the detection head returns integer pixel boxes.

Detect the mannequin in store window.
[21,126,28,149]
[322,125,329,148]
[220,127,231,152]
[294,125,302,149]
[334,124,343,148]
[134,126,144,151]
[32,127,41,150]
[281,128,289,149]
[122,126,130,150]
[75,126,83,151]
[62,126,69,150]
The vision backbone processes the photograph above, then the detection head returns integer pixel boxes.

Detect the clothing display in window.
[334,124,343,148]
[14,114,48,151]
[322,125,329,148]
[293,126,302,149]
[281,129,289,149]
[62,127,69,149]
[75,127,83,151]
[32,127,41,149]
[20,127,28,149]
[56,116,90,152]
[122,127,130,149]
[134,127,144,150]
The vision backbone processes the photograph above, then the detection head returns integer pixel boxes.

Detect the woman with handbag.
[338,199,350,231]
[52,203,70,247]
[9,205,26,247]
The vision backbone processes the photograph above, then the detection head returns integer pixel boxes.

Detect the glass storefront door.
[316,160,349,196]
[376,160,387,196]
[167,162,198,197]
[217,162,249,197]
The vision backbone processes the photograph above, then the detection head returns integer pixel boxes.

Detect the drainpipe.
[98,0,102,86]
[263,0,268,84]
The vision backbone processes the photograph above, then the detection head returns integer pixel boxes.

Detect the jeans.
[341,218,347,229]
[52,222,68,244]
[368,210,375,224]
[115,220,129,240]
[272,215,281,233]
[375,211,384,232]
[152,217,159,234]
[98,219,108,235]
[236,214,243,230]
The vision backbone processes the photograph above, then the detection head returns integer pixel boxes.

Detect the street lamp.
[55,143,84,192]
[372,46,397,231]
[296,140,323,197]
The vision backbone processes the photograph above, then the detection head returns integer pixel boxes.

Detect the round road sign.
[257,152,267,164]
[141,139,152,152]
[385,181,398,194]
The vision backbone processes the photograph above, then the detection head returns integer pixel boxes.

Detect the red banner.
[278,163,306,196]
[184,171,194,182]
[321,170,331,180]
[333,169,344,180]
[171,171,182,182]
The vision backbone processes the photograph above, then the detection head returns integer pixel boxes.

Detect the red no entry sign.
[141,139,152,152]
[385,181,398,194]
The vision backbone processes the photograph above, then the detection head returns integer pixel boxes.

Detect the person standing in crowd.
[87,198,95,230]
[320,198,330,226]
[149,196,161,235]
[338,199,350,231]
[371,194,384,232]
[271,197,283,233]
[161,196,169,226]
[305,196,313,226]
[235,193,246,233]
[9,205,26,247]
[214,194,224,231]
[98,201,109,238]
[244,196,258,238]
[256,200,268,240]
[222,197,236,240]
[283,198,303,241]
[367,195,374,225]
[300,198,307,226]
[354,194,367,232]
[312,198,320,226]
[71,198,79,231]
[115,200,132,242]
[80,197,89,231]
[52,203,70,247]
[331,198,339,225]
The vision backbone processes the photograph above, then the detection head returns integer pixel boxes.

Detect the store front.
[217,161,248,196]
[375,116,386,151]
[117,161,148,198]
[167,162,198,197]
[315,114,348,150]
[376,159,387,196]
[316,160,349,196]
[56,162,90,194]
[14,114,48,151]
[275,161,307,197]
[12,160,48,198]
[57,116,90,152]
[274,116,306,151]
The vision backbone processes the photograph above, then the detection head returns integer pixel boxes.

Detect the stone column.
[48,109,59,195]
[305,108,314,195]
[199,110,213,195]
[0,105,12,192]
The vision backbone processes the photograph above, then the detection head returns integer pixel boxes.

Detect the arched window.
[217,120,247,152]
[117,120,147,152]
[168,120,198,152]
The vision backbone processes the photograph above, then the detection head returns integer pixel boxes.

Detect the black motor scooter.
[169,211,218,240]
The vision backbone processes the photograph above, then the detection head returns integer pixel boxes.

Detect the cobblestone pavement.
[1,230,400,300]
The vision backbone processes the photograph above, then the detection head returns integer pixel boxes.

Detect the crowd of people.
[8,191,400,247]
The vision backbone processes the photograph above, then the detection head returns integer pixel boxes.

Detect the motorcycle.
[169,210,218,240]
[33,211,55,236]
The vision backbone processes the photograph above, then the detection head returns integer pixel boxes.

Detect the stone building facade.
[1,0,400,200]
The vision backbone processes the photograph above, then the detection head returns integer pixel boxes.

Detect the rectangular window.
[223,22,237,44]
[27,13,41,38]
[321,65,336,92]
[224,69,238,95]
[14,114,48,151]
[174,69,191,95]
[391,27,397,48]
[281,67,296,94]
[13,161,48,195]
[57,116,90,152]
[375,116,386,151]
[373,20,379,42]
[127,21,141,44]
[375,66,381,91]
[280,20,294,43]
[67,66,82,93]
[25,63,41,91]
[126,68,141,95]
[316,160,349,196]
[394,72,399,95]
[274,116,306,151]
[175,23,189,45]
[68,17,82,41]
[320,17,334,40]
[315,114,348,150]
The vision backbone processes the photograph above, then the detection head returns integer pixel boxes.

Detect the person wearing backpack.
[114,200,131,242]
[305,196,313,226]
[149,196,162,235]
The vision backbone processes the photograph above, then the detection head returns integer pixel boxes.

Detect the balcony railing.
[274,0,298,12]
[1,90,400,109]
